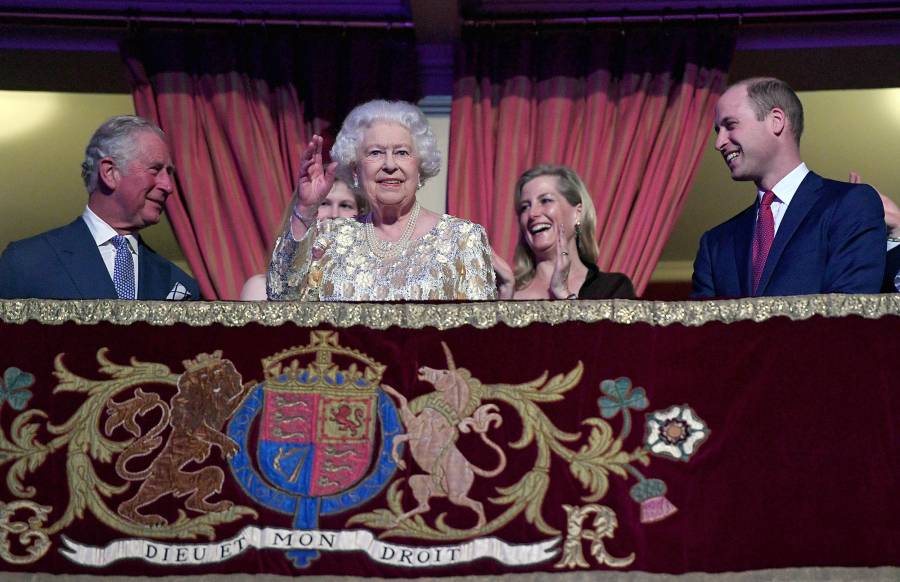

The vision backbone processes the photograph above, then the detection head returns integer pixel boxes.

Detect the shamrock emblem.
[1,367,35,411]
[598,377,648,419]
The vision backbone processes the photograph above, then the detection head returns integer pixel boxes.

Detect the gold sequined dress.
[267,215,497,301]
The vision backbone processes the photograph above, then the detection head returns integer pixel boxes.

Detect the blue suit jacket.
[0,218,200,300]
[691,172,886,298]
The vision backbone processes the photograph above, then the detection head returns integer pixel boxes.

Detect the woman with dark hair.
[494,165,635,300]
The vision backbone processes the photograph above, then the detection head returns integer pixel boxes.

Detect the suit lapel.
[732,204,757,296]
[137,240,164,300]
[50,219,117,299]
[756,172,823,295]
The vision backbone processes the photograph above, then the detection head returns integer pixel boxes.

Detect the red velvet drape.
[122,28,419,299]
[449,26,735,294]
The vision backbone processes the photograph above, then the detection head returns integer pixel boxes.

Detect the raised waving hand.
[291,135,338,237]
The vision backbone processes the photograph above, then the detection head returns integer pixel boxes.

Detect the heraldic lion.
[104,351,253,526]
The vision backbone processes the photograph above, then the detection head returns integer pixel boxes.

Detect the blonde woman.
[494,165,634,299]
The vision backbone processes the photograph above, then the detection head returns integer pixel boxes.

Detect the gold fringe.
[1,295,899,329]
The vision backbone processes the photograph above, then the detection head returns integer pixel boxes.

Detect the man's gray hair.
[330,100,441,187]
[81,115,167,193]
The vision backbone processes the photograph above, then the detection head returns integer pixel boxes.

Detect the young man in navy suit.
[691,78,885,298]
[0,116,199,300]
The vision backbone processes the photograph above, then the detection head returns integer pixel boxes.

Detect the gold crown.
[261,331,384,392]
[182,350,224,373]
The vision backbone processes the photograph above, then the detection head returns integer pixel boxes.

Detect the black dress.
[578,263,636,299]
[883,246,900,293]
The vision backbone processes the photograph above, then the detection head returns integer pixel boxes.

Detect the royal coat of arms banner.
[0,296,897,580]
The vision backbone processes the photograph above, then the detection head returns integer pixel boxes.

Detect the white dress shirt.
[81,206,139,289]
[756,162,810,235]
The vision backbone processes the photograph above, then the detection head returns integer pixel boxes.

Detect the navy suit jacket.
[0,218,200,300]
[691,172,886,298]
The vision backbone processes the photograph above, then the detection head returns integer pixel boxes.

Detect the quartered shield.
[257,343,380,497]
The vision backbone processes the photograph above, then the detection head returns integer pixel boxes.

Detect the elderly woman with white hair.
[267,100,496,301]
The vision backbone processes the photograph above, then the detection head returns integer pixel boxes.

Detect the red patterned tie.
[751,190,776,295]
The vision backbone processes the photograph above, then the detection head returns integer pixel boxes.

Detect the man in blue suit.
[0,116,199,300]
[691,78,885,298]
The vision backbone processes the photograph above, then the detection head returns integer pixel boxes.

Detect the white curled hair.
[330,100,441,186]
[81,115,167,193]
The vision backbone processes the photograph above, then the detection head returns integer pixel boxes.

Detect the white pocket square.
[166,282,192,301]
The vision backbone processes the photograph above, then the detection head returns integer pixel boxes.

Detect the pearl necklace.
[365,200,421,259]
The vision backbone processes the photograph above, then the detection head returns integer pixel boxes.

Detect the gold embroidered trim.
[0,295,898,329]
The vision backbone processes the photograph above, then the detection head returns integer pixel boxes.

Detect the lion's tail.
[115,406,171,480]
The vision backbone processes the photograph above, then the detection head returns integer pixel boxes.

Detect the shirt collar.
[758,162,809,205]
[81,206,138,253]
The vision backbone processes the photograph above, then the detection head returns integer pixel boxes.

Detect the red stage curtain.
[449,25,735,294]
[122,28,419,299]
